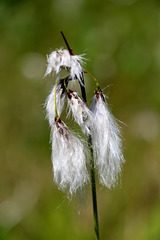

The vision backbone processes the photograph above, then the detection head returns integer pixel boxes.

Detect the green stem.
[89,135,100,240]
[84,71,101,91]
[79,75,100,240]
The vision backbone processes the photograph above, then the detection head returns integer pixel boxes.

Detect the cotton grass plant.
[44,31,125,240]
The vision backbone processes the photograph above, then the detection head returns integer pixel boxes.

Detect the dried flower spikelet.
[90,91,125,189]
[67,90,93,135]
[45,83,66,126]
[51,117,89,195]
[45,49,85,85]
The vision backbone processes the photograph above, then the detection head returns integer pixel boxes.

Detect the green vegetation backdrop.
[0,0,160,239]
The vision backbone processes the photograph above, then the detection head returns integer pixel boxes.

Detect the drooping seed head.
[90,90,125,189]
[45,49,85,85]
[51,117,89,195]
[67,90,93,135]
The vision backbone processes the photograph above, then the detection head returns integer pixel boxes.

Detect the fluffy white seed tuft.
[67,90,93,135]
[90,91,125,189]
[51,117,89,195]
[45,84,66,126]
[45,49,85,85]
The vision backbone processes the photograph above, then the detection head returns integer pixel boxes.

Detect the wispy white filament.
[90,92,125,188]
[67,90,93,135]
[45,49,85,85]
[45,84,66,126]
[51,117,89,195]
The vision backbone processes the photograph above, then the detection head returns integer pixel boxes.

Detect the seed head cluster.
[45,49,85,85]
[45,48,125,195]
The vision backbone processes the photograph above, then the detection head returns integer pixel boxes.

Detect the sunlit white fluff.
[45,49,85,85]
[67,90,93,135]
[51,117,89,195]
[90,91,125,189]
[45,84,66,126]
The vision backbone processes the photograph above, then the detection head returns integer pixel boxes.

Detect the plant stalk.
[88,135,100,240]
[61,31,100,239]
[80,75,100,240]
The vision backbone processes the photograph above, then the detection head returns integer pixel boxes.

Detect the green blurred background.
[0,0,160,239]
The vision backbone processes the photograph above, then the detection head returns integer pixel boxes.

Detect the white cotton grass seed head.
[44,49,86,85]
[67,90,93,135]
[90,90,125,189]
[51,117,89,195]
[45,83,66,127]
